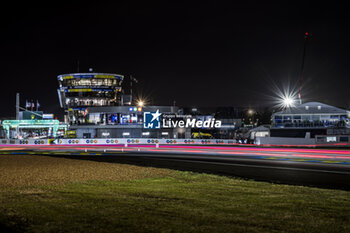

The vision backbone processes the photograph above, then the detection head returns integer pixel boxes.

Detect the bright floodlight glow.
[248,109,254,115]
[268,81,301,110]
[137,101,144,107]
[279,92,297,109]
[283,97,294,108]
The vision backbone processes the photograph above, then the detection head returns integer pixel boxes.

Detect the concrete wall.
[255,136,316,145]
[75,128,96,138]
[73,128,181,139]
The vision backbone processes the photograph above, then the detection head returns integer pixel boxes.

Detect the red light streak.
[2,144,350,160]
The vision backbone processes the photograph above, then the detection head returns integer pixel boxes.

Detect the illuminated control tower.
[57,73,124,124]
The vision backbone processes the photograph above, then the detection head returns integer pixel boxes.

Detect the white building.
[255,102,350,145]
[272,102,350,130]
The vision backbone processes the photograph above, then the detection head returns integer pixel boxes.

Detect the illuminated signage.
[143,110,221,129]
[42,114,54,119]
[162,118,221,128]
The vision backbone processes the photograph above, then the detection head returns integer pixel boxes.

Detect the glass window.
[302,115,311,121]
[320,115,330,120]
[312,115,320,121]
[274,115,282,123]
[282,115,292,123]
[121,115,131,124]
[326,136,337,142]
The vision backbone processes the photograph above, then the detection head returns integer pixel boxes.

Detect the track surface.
[1,144,350,190]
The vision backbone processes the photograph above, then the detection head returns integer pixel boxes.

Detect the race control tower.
[57,73,124,124]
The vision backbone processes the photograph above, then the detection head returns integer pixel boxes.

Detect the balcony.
[272,120,347,129]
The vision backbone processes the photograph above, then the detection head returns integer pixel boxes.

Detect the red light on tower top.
[304,32,311,40]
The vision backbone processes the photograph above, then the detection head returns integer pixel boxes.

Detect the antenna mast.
[298,32,311,104]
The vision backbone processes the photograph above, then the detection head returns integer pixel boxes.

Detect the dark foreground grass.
[0,155,350,232]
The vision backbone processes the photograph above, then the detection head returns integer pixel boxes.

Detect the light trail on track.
[2,144,350,189]
[1,144,350,162]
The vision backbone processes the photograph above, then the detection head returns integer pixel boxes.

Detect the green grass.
[1,172,350,233]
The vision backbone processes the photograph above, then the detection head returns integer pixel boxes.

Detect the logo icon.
[143,110,161,129]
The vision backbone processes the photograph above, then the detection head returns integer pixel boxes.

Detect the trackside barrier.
[0,139,50,145]
[53,138,237,146]
[255,136,350,147]
[254,136,316,146]
[0,138,236,146]
[18,139,49,145]
[2,136,350,147]
[0,139,9,144]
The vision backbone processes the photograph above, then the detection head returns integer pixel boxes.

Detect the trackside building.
[271,102,350,138]
[57,73,239,139]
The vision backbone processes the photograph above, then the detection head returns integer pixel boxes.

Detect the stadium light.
[273,84,298,109]
[281,95,296,108]
[137,100,144,107]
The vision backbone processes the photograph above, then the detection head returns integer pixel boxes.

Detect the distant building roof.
[273,102,350,115]
[248,125,270,132]
[57,73,124,80]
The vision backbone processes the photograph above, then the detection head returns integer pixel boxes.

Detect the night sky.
[1,2,349,119]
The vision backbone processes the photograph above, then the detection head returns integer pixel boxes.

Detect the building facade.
[69,105,186,138]
[57,73,124,124]
[271,102,350,137]
[57,73,188,138]
[57,72,242,139]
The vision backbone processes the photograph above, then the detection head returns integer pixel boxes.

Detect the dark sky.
[1,2,350,119]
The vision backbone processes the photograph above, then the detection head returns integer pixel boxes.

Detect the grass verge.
[0,154,349,232]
